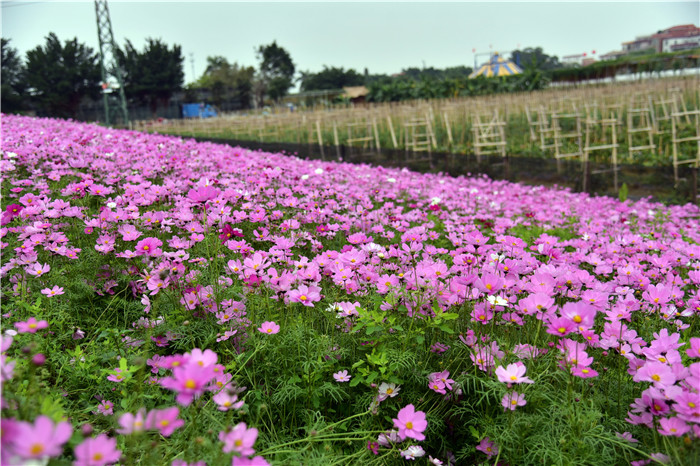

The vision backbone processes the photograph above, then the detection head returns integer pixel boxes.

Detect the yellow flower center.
[30,443,44,455]
[300,295,307,301]
[29,323,37,329]
[558,327,566,334]
[510,375,517,381]
[185,379,196,389]
[386,388,393,394]
[160,420,170,427]
[405,421,413,429]
[573,316,582,323]
[651,374,661,382]
[511,399,518,405]
[93,453,104,461]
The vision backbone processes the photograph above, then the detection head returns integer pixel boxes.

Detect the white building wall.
[662,35,700,52]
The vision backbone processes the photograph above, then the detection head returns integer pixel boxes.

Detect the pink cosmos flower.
[15,317,49,334]
[495,363,534,385]
[393,404,428,441]
[560,301,597,330]
[220,422,258,456]
[94,400,114,416]
[686,337,700,358]
[428,379,446,394]
[135,237,163,257]
[73,434,121,466]
[159,362,217,406]
[476,437,498,457]
[146,407,184,437]
[116,409,146,435]
[10,415,72,460]
[213,390,244,411]
[501,391,527,411]
[26,262,50,277]
[632,361,677,387]
[188,185,220,203]
[657,417,690,437]
[546,316,576,337]
[107,368,126,383]
[288,284,322,307]
[41,286,65,297]
[257,321,280,335]
[333,370,351,382]
[571,365,599,378]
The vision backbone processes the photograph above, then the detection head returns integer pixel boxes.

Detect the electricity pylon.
[94,0,129,126]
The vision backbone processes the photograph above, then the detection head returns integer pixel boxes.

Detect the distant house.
[599,50,626,61]
[621,24,700,55]
[343,86,369,104]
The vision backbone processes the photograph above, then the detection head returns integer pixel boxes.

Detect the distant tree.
[509,47,563,71]
[400,66,473,81]
[1,38,27,114]
[256,41,295,103]
[193,56,255,109]
[299,66,365,92]
[117,38,184,116]
[24,33,101,118]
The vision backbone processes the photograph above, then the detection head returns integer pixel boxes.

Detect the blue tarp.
[182,103,217,119]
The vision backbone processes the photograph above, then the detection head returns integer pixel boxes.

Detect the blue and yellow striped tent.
[469,53,522,78]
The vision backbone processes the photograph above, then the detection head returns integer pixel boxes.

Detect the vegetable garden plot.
[1,114,700,465]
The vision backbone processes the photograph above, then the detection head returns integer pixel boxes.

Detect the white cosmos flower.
[301,174,310,180]
[487,295,508,307]
[386,178,396,183]
[107,202,117,209]
[314,168,324,174]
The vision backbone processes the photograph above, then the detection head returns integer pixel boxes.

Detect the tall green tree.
[117,38,184,116]
[255,41,295,104]
[193,56,255,109]
[509,47,563,71]
[299,66,364,92]
[24,33,101,118]
[1,38,27,114]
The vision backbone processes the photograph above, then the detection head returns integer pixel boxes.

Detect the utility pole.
[94,0,129,126]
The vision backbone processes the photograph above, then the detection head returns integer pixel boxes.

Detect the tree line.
[1,35,298,119]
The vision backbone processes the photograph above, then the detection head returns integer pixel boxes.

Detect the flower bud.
[32,353,46,366]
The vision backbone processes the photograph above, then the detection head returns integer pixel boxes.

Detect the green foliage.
[116,38,185,115]
[256,41,295,103]
[509,46,563,71]
[299,66,365,92]
[192,56,255,109]
[24,32,101,118]
[619,182,629,202]
[1,38,27,114]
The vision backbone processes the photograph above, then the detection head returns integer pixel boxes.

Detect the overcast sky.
[2,0,698,86]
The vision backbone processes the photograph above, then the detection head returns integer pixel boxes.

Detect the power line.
[1,2,46,9]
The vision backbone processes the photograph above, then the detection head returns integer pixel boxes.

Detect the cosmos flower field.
[1,114,699,465]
